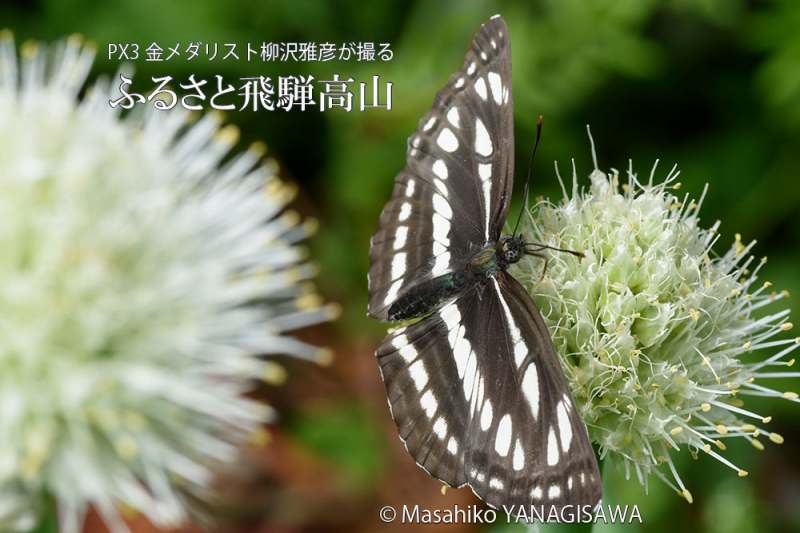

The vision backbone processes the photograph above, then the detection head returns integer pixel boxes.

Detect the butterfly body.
[388,269,471,321]
[368,14,601,512]
[388,235,525,321]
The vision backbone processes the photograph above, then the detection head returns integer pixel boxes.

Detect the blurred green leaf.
[289,403,385,490]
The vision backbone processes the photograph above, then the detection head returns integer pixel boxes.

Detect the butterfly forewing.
[368,15,514,320]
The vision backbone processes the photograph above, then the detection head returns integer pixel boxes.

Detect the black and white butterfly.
[367,15,602,510]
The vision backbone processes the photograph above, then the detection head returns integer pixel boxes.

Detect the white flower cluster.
[0,34,336,531]
[518,132,797,502]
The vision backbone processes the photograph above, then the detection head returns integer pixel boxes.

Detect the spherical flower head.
[516,133,797,502]
[0,34,336,531]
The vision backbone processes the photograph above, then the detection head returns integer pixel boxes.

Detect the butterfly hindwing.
[462,273,601,508]
[377,274,600,509]
[376,311,471,486]
[368,15,514,320]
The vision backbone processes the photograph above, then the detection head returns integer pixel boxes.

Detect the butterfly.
[367,15,602,510]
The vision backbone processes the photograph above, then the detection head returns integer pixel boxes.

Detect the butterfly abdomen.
[387,270,472,321]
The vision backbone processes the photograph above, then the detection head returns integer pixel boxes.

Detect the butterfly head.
[497,235,526,266]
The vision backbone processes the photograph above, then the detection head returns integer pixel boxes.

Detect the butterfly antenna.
[512,115,544,237]
[525,243,585,258]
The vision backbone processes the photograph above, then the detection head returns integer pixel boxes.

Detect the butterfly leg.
[529,252,549,283]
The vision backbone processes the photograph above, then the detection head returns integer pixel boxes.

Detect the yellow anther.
[326,302,343,320]
[715,425,728,435]
[209,109,226,124]
[734,237,745,255]
[741,424,756,432]
[21,40,38,58]
[114,436,138,460]
[256,404,274,420]
[263,362,287,385]
[701,403,711,412]
[762,416,772,424]
[742,341,752,351]
[281,183,299,203]
[782,391,798,400]
[738,469,749,477]
[83,40,98,54]
[118,502,140,519]
[681,489,693,504]
[249,140,268,156]
[781,322,794,331]
[303,217,319,236]
[769,432,784,444]
[264,179,283,197]
[688,309,700,321]
[217,124,240,145]
[249,426,271,447]
[317,348,334,366]
[296,292,323,310]
[124,411,147,431]
[751,439,764,451]
[281,209,300,227]
[284,267,302,283]
[67,33,84,46]
[715,440,727,450]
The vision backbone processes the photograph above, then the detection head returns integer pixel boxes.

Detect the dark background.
[4,1,800,532]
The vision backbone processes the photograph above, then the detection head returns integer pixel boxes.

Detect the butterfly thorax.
[387,236,523,322]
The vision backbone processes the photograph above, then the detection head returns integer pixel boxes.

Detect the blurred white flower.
[0,34,336,532]
[518,130,797,503]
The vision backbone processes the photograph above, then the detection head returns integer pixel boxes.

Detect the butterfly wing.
[376,273,601,509]
[464,273,601,508]
[376,311,472,486]
[368,15,514,320]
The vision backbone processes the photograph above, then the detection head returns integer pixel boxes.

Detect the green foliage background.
[3,0,799,531]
